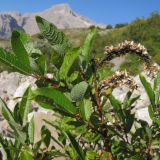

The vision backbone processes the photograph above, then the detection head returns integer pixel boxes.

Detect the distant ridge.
[0,4,106,39]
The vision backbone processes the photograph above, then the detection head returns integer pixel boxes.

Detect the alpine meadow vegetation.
[0,16,159,160]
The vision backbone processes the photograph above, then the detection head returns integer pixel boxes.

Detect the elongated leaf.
[13,29,30,44]
[36,100,74,117]
[48,150,66,158]
[0,136,7,160]
[85,150,98,160]
[59,48,80,79]
[28,116,35,144]
[130,155,143,160]
[127,96,140,108]
[154,73,160,91]
[123,91,132,108]
[66,132,85,160]
[41,126,51,148]
[123,91,140,109]
[33,140,42,153]
[13,29,42,56]
[124,110,134,133]
[70,81,88,102]
[36,55,47,75]
[80,99,92,121]
[51,136,63,148]
[36,16,70,55]
[25,42,42,56]
[43,120,84,159]
[148,104,154,119]
[67,71,79,83]
[108,94,124,122]
[0,48,32,75]
[82,27,97,62]
[13,103,22,124]
[19,87,32,127]
[140,75,155,109]
[108,94,121,110]
[33,87,77,114]
[11,30,31,70]
[20,149,34,160]
[0,98,26,144]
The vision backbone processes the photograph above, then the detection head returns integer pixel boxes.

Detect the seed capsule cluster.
[144,63,160,78]
[99,71,137,94]
[99,40,151,66]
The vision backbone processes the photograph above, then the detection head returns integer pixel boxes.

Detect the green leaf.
[80,99,92,121]
[82,27,97,62]
[33,140,42,153]
[28,116,35,144]
[148,104,154,119]
[154,73,160,90]
[53,44,70,56]
[20,149,34,160]
[59,48,81,79]
[108,94,124,122]
[124,110,134,133]
[127,96,140,108]
[36,55,47,75]
[90,112,101,127]
[70,81,88,102]
[155,115,160,126]
[123,91,140,109]
[41,126,51,148]
[67,71,79,83]
[51,136,64,148]
[13,103,22,124]
[0,48,32,75]
[0,137,7,160]
[11,30,31,71]
[108,94,121,110]
[123,91,132,108]
[48,150,66,158]
[66,132,85,160]
[0,98,26,144]
[145,125,152,140]
[36,16,70,55]
[129,155,143,160]
[13,29,30,44]
[24,42,42,56]
[33,87,77,114]
[36,100,74,117]
[140,74,155,109]
[19,87,32,127]
[85,149,98,160]
[151,156,160,160]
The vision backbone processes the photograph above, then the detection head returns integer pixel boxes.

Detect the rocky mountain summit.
[0,4,105,39]
[0,13,24,39]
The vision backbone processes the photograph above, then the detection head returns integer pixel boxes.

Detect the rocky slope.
[0,4,105,39]
[0,13,24,39]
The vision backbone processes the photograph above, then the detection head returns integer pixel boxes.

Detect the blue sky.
[0,0,160,25]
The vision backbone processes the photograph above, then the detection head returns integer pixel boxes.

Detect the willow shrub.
[0,16,159,160]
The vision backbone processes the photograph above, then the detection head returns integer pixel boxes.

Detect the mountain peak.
[0,3,106,38]
[51,3,71,12]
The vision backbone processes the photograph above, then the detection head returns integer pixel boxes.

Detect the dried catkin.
[144,63,160,78]
[99,40,151,66]
[97,40,160,78]
[99,71,137,94]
